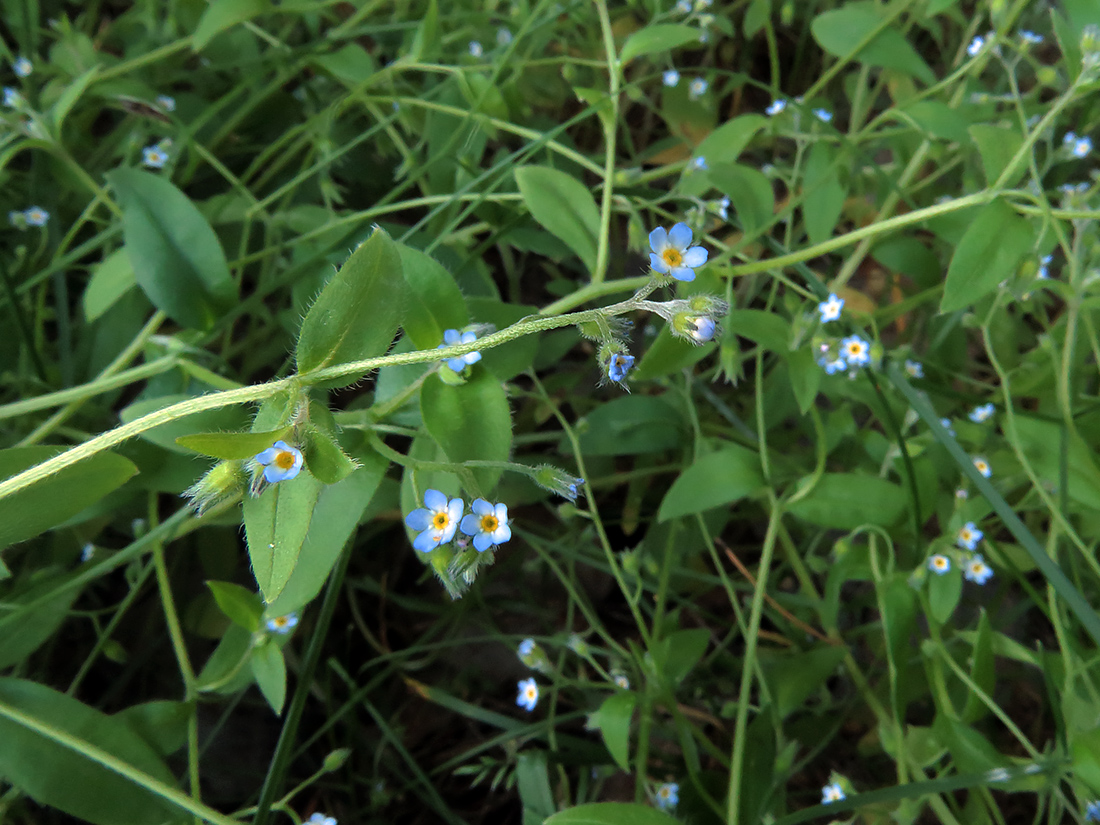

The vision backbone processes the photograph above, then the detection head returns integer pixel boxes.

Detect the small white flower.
[688,77,708,99]
[817,293,843,323]
[967,35,986,57]
[663,69,680,87]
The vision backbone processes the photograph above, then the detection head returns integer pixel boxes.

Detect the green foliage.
[515,166,601,271]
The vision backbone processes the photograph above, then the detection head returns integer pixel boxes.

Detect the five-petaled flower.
[405,489,464,552]
[840,335,871,367]
[649,223,708,281]
[607,353,635,383]
[1064,132,1093,159]
[308,813,337,825]
[469,41,483,57]
[266,613,299,634]
[655,782,679,810]
[12,56,32,77]
[957,521,983,551]
[3,87,20,107]
[439,328,482,372]
[904,359,924,378]
[254,441,304,484]
[928,554,951,575]
[766,98,786,116]
[822,782,845,804]
[516,677,539,711]
[812,108,833,122]
[817,293,843,322]
[818,355,846,375]
[156,94,176,112]
[143,145,169,169]
[967,35,985,56]
[973,456,992,478]
[965,555,994,585]
[663,69,680,87]
[23,206,49,226]
[460,498,511,552]
[688,77,707,99]
[969,403,995,423]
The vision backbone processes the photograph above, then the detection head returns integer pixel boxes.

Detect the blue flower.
[1085,800,1100,822]
[613,673,630,689]
[607,353,635,382]
[964,554,994,585]
[969,402,995,423]
[822,782,845,803]
[23,206,49,226]
[469,41,483,57]
[967,35,985,56]
[940,418,956,437]
[817,293,844,322]
[812,108,833,123]
[439,329,482,372]
[12,56,32,77]
[688,316,716,343]
[497,28,513,46]
[839,335,871,367]
[142,145,169,168]
[818,355,847,375]
[459,498,511,552]
[692,156,708,170]
[957,522,983,550]
[81,543,95,562]
[766,98,786,116]
[676,0,692,12]
[655,782,679,810]
[663,69,680,87]
[928,554,951,575]
[973,456,992,478]
[1020,30,1043,45]
[266,613,299,634]
[156,95,176,112]
[308,814,337,825]
[904,359,924,378]
[1064,132,1093,158]
[254,441,304,484]
[516,677,539,711]
[518,638,535,657]
[1037,254,1052,279]
[649,222,708,281]
[405,489,464,552]
[3,86,20,107]
[717,195,729,220]
[688,77,708,99]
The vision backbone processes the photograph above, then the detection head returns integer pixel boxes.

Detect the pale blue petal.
[471,498,492,516]
[446,357,466,372]
[406,508,432,530]
[494,502,509,522]
[491,522,511,544]
[460,331,478,345]
[255,447,278,465]
[423,489,447,510]
[413,529,441,552]
[460,514,480,535]
[273,440,292,451]
[649,252,670,273]
[669,266,696,282]
[473,531,493,552]
[682,246,708,267]
[443,329,460,345]
[263,464,287,483]
[648,226,668,254]
[668,222,692,250]
[462,351,481,364]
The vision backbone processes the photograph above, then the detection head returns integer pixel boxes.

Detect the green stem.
[591,0,620,285]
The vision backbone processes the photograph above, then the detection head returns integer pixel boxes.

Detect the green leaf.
[116,701,192,759]
[206,581,263,632]
[0,678,185,824]
[577,396,686,456]
[658,444,763,522]
[927,565,963,625]
[106,168,236,330]
[175,427,293,461]
[545,802,681,825]
[467,298,539,382]
[312,43,377,86]
[619,24,701,63]
[786,348,823,414]
[760,645,847,719]
[249,641,287,715]
[708,163,774,235]
[84,249,137,322]
[193,0,268,51]
[0,447,137,549]
[803,142,846,246]
[744,0,770,37]
[0,575,80,669]
[120,394,250,454]
[515,751,556,821]
[1071,728,1100,794]
[898,101,970,142]
[405,0,440,63]
[266,448,388,615]
[243,472,324,602]
[1013,416,1100,510]
[196,624,254,694]
[632,326,714,380]
[694,114,766,167]
[515,166,600,271]
[962,610,995,722]
[655,628,710,684]
[931,713,1003,773]
[398,244,469,351]
[725,309,789,352]
[787,473,907,530]
[940,200,1034,313]
[969,124,1025,187]
[47,66,100,135]
[590,692,636,772]
[300,426,358,485]
[811,2,935,84]
[295,227,405,382]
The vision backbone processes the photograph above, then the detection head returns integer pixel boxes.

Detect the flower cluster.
[438,328,482,373]
[1064,131,1093,159]
[405,490,511,553]
[9,206,49,228]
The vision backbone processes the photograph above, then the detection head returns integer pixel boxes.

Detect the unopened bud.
[533,464,585,501]
[182,461,246,515]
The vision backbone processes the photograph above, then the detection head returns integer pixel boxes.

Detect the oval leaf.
[620,24,700,64]
[658,445,763,522]
[694,114,766,167]
[940,199,1035,313]
[176,427,293,460]
[243,472,324,602]
[787,473,906,530]
[515,166,600,271]
[811,2,935,84]
[193,0,267,51]
[590,692,636,772]
[249,640,287,715]
[398,243,469,351]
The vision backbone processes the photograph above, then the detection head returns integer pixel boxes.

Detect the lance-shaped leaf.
[243,472,323,602]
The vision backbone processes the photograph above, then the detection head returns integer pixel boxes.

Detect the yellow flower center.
[274,450,297,470]
[847,342,863,356]
[661,248,683,268]
[525,686,536,699]
[933,557,947,569]
[975,460,988,473]
[272,616,289,628]
[480,514,499,533]
[432,512,449,529]
[659,788,670,798]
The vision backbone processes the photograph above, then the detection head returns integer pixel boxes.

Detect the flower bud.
[533,465,585,501]
[182,461,246,515]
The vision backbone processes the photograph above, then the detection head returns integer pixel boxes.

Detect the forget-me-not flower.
[904,359,924,378]
[688,316,716,343]
[308,814,337,825]
[81,543,95,562]
[813,108,833,123]
[439,329,482,372]
[967,35,986,56]
[818,354,847,375]
[156,94,176,112]
[663,69,680,87]
[655,782,679,810]
[12,56,32,77]
[469,41,483,58]
[1037,254,1052,279]
[460,498,511,552]
[973,456,992,478]
[840,335,871,367]
[518,638,535,657]
[613,673,630,689]
[649,222,708,281]
[822,782,845,803]
[691,156,708,171]
[607,352,635,382]
[23,206,49,227]
[266,613,299,634]
[965,555,994,585]
[717,195,729,220]
[688,77,708,99]
[957,521,983,551]
[405,489,464,552]
[969,402,995,423]
[1020,30,1043,45]
[1085,800,1100,822]
[3,87,20,107]
[143,145,169,168]
[818,293,843,322]
[516,677,539,711]
[928,554,951,575]
[676,0,692,12]
[766,98,786,116]
[254,441,304,484]
[940,418,956,437]
[1064,132,1093,158]
[497,28,513,46]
